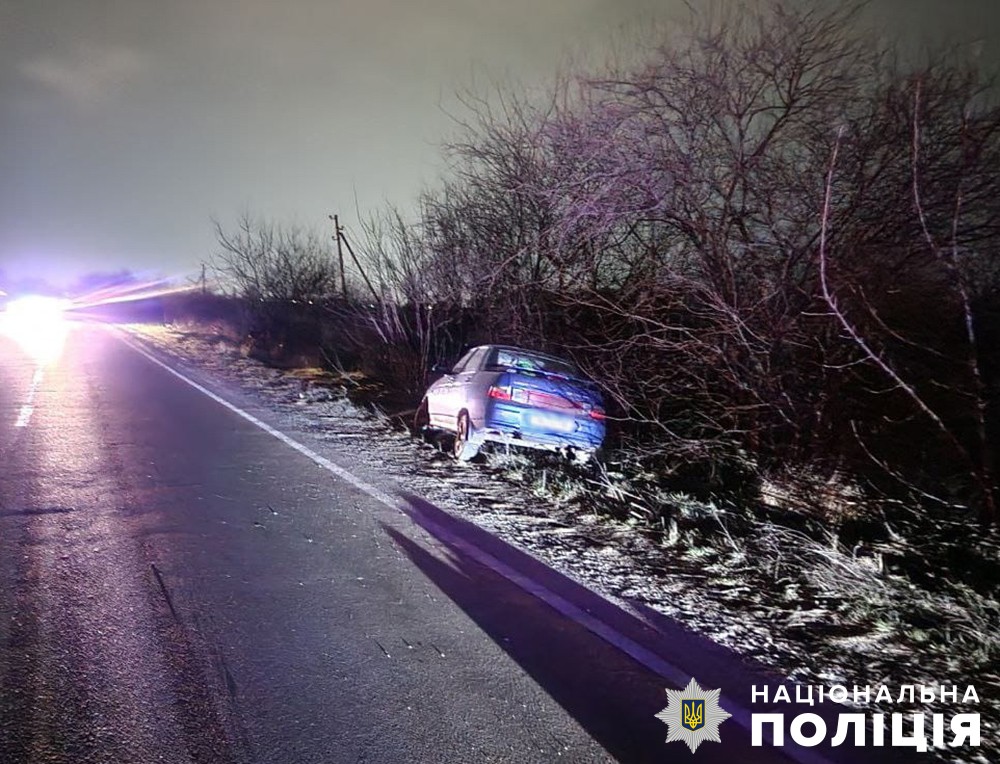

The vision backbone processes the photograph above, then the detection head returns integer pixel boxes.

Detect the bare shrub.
[402,2,1000,520]
[211,212,337,304]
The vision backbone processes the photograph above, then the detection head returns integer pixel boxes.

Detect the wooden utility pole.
[331,214,347,299]
[337,222,379,302]
[200,263,207,294]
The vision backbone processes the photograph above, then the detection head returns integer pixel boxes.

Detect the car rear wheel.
[453,411,480,462]
[567,446,598,466]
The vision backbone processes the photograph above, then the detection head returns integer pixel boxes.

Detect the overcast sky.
[1,0,998,288]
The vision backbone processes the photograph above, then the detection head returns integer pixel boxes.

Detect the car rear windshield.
[486,348,581,378]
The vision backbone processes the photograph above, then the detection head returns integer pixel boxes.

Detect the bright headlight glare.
[1,295,71,363]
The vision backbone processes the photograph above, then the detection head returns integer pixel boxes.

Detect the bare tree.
[211,212,337,304]
[322,1,1000,520]
[816,66,1000,523]
[513,3,879,462]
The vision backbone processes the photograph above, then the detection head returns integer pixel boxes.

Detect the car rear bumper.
[479,428,600,453]
[478,407,604,453]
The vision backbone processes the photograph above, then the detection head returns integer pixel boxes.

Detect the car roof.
[473,344,573,363]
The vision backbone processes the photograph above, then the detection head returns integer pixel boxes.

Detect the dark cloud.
[0,0,997,286]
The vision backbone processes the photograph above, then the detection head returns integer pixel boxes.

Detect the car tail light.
[524,390,576,410]
[589,407,606,420]
[488,385,512,401]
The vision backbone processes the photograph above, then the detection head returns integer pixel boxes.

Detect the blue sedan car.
[416,345,606,462]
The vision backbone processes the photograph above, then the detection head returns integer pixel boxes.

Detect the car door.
[428,348,478,428]
[450,347,489,424]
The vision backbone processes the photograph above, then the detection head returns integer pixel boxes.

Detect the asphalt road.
[0,324,915,764]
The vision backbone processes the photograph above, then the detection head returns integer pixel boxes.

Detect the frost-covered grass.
[126,322,999,763]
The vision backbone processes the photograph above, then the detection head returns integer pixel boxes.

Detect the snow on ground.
[124,322,996,763]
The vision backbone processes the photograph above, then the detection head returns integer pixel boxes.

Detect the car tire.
[453,411,480,462]
[568,447,599,466]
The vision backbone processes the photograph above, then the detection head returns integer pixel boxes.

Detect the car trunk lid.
[498,369,603,417]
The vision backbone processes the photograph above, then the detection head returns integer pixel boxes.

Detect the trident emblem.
[682,699,705,731]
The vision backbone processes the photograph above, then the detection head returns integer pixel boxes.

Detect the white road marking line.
[14,368,45,427]
[120,333,832,764]
[14,406,34,428]
[121,338,399,508]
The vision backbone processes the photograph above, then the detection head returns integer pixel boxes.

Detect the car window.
[465,347,489,373]
[455,347,487,374]
[485,348,581,378]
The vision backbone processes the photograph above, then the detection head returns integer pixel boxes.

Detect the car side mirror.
[432,363,452,374]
